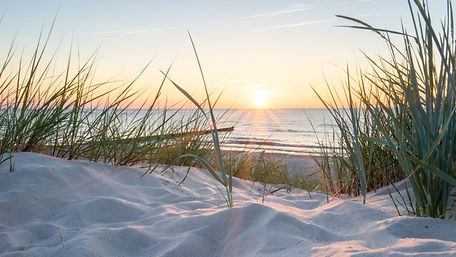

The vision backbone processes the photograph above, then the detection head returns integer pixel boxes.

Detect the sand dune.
[0,153,455,256]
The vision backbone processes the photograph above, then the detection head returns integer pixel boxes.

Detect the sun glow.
[254,91,267,108]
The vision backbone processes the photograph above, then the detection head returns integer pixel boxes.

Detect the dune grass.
[0,23,215,171]
[314,73,404,201]
[316,0,456,218]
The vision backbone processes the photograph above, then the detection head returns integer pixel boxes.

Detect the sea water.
[119,108,338,155]
[216,108,338,155]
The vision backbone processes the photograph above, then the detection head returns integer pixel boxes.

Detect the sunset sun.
[254,91,267,108]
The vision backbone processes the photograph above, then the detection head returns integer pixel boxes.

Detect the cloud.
[260,19,330,30]
[122,26,179,35]
[337,0,374,5]
[251,7,310,18]
[80,26,178,36]
[84,30,121,35]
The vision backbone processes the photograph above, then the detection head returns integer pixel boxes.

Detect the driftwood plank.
[101,126,234,144]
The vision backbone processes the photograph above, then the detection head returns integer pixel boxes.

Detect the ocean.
[117,108,337,156]
[216,109,337,155]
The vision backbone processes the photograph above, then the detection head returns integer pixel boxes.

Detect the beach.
[1,152,455,256]
[1,0,456,256]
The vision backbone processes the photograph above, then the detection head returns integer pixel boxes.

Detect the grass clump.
[317,0,456,218]
[314,74,404,201]
[223,151,318,193]
[0,23,212,170]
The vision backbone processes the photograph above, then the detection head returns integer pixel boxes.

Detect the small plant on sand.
[164,33,234,207]
[223,150,318,202]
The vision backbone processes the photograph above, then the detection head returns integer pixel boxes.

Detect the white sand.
[0,152,455,257]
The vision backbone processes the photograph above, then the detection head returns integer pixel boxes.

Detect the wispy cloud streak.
[337,0,374,5]
[260,19,330,30]
[81,26,178,36]
[251,7,310,18]
[123,26,178,35]
[86,30,121,35]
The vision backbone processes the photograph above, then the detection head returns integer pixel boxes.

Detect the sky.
[0,0,448,109]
